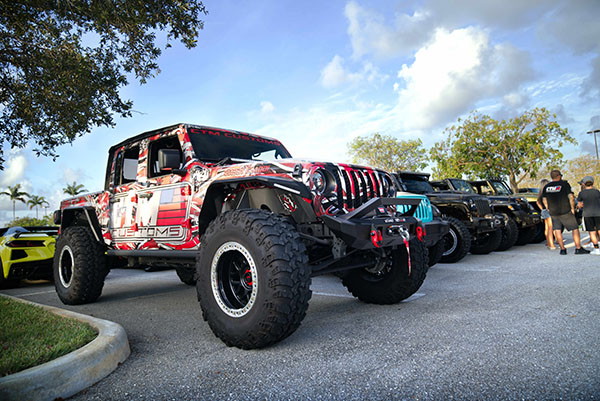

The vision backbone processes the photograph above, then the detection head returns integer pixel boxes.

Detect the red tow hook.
[416,226,425,241]
[370,229,383,248]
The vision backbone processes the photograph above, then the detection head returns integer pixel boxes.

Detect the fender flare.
[197,176,312,235]
[58,206,104,243]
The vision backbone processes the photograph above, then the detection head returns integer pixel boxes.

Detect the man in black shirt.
[542,169,589,255]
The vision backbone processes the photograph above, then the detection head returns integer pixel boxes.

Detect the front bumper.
[468,214,504,234]
[320,197,423,250]
[513,210,541,228]
[422,218,449,247]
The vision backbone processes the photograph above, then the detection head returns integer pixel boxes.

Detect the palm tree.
[63,181,87,196]
[1,184,30,221]
[27,195,49,219]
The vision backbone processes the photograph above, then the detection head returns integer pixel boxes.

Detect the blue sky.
[1,0,599,224]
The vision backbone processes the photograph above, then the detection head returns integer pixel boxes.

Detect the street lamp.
[587,129,600,163]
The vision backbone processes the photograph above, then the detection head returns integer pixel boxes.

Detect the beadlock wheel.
[211,241,258,318]
[58,245,75,288]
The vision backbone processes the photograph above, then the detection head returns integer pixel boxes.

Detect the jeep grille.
[397,197,433,223]
[474,199,492,216]
[327,166,393,211]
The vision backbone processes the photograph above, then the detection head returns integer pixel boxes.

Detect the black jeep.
[394,172,504,263]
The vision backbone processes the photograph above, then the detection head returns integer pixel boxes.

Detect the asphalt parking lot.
[3,234,600,400]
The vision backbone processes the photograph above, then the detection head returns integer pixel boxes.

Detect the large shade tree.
[430,108,577,193]
[348,133,429,172]
[0,0,207,169]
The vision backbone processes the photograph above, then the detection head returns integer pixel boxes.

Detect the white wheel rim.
[211,241,258,318]
[58,245,75,288]
[443,229,459,257]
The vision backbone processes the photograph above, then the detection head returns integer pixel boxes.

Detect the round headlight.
[312,170,326,193]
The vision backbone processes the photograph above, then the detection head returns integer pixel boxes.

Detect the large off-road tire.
[427,239,445,268]
[470,229,503,254]
[439,216,471,263]
[342,238,428,304]
[531,222,546,243]
[515,225,536,245]
[53,226,108,305]
[496,217,518,251]
[175,266,196,285]
[196,209,311,349]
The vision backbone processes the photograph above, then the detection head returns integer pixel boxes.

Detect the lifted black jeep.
[394,172,504,263]
[468,179,542,245]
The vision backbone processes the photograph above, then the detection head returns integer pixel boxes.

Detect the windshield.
[491,181,512,195]
[449,179,476,193]
[402,178,434,194]
[188,127,292,162]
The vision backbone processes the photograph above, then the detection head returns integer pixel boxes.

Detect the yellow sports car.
[0,226,58,288]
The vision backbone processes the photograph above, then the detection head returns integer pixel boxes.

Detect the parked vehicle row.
[393,172,542,266]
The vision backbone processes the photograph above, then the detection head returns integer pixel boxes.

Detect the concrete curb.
[0,295,130,401]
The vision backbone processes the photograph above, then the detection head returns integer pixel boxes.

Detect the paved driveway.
[3,235,600,400]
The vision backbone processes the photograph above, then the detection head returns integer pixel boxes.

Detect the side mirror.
[158,149,185,175]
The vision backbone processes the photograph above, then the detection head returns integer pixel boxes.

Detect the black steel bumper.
[513,210,541,228]
[320,197,424,250]
[422,218,449,247]
[469,214,505,234]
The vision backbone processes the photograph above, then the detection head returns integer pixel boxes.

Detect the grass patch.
[0,296,98,377]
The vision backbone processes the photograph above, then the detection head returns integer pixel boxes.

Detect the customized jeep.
[468,179,542,245]
[393,172,504,263]
[53,123,439,349]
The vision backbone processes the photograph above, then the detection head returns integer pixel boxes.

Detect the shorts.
[551,213,579,231]
[584,216,600,231]
[541,209,551,219]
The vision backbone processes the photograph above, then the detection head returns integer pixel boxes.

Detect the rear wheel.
[196,209,311,349]
[439,216,471,263]
[342,238,427,304]
[175,266,196,285]
[53,226,108,305]
[531,222,546,243]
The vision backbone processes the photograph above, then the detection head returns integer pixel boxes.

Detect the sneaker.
[560,249,567,255]
[592,248,600,255]
[575,248,591,254]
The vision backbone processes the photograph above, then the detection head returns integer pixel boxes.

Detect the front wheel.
[439,216,471,263]
[53,226,108,305]
[342,238,428,304]
[470,229,502,254]
[196,209,312,349]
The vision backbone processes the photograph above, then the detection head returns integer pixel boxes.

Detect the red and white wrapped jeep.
[53,123,435,348]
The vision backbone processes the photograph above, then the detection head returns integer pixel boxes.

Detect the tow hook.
[370,229,383,248]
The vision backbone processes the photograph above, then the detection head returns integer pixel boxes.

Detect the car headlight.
[311,170,326,194]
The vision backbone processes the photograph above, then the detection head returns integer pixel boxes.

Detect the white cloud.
[394,27,534,129]
[260,101,275,114]
[320,55,387,88]
[345,1,433,59]
[0,154,27,187]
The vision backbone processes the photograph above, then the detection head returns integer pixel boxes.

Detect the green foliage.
[563,154,600,189]
[6,215,55,227]
[0,0,207,169]
[430,108,576,192]
[0,296,97,376]
[347,133,429,172]
[27,195,49,219]
[63,181,87,196]
[1,184,30,220]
